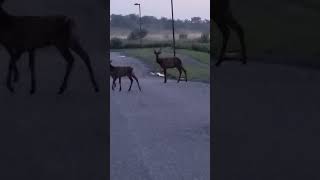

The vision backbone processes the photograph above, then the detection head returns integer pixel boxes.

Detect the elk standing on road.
[0,0,99,94]
[213,0,247,66]
[153,49,187,83]
[109,60,141,92]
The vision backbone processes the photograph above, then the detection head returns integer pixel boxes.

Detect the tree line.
[111,14,210,32]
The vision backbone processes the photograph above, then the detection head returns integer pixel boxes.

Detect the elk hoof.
[30,89,35,95]
[8,87,14,93]
[13,76,19,83]
[94,87,99,92]
[58,88,65,95]
[7,83,14,93]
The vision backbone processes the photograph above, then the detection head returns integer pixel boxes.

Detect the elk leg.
[132,74,141,91]
[128,75,133,91]
[118,77,122,91]
[11,53,22,83]
[112,78,116,90]
[6,59,16,93]
[57,48,75,94]
[215,22,230,66]
[163,69,167,83]
[181,66,187,82]
[112,75,117,89]
[176,67,182,83]
[228,17,247,64]
[12,61,20,83]
[6,52,22,93]
[70,39,99,92]
[29,50,36,94]
[113,80,117,89]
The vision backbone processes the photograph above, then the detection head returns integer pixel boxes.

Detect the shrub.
[191,43,210,53]
[198,32,210,43]
[110,37,123,49]
[122,42,172,49]
[127,28,148,40]
[179,33,188,40]
[163,34,169,39]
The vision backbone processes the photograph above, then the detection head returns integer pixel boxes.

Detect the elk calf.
[154,49,187,83]
[109,60,141,92]
[0,0,99,94]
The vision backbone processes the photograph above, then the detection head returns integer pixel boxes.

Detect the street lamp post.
[170,0,176,56]
[134,3,142,48]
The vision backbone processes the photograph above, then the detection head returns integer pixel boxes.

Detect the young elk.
[213,0,247,66]
[109,60,141,92]
[0,0,99,94]
[153,49,187,83]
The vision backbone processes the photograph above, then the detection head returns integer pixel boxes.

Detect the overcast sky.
[110,0,210,20]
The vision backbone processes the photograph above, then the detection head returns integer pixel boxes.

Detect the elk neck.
[0,7,13,29]
[110,64,115,71]
[155,54,161,63]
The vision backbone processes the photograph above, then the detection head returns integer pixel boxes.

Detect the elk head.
[109,60,114,69]
[153,48,162,59]
[153,48,162,54]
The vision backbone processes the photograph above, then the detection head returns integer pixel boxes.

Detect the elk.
[109,60,141,92]
[213,0,247,66]
[153,49,187,83]
[0,0,99,94]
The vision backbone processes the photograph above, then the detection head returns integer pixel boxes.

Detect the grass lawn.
[176,49,210,65]
[110,39,210,53]
[116,48,210,83]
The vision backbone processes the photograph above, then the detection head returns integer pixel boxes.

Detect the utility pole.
[171,0,176,56]
[134,3,142,48]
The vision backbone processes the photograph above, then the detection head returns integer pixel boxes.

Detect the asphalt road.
[110,52,210,180]
[0,1,109,179]
[0,49,108,180]
[213,61,320,179]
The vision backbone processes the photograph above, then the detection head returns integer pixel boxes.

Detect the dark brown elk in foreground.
[109,60,141,92]
[0,0,99,94]
[213,0,247,66]
[153,49,187,83]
